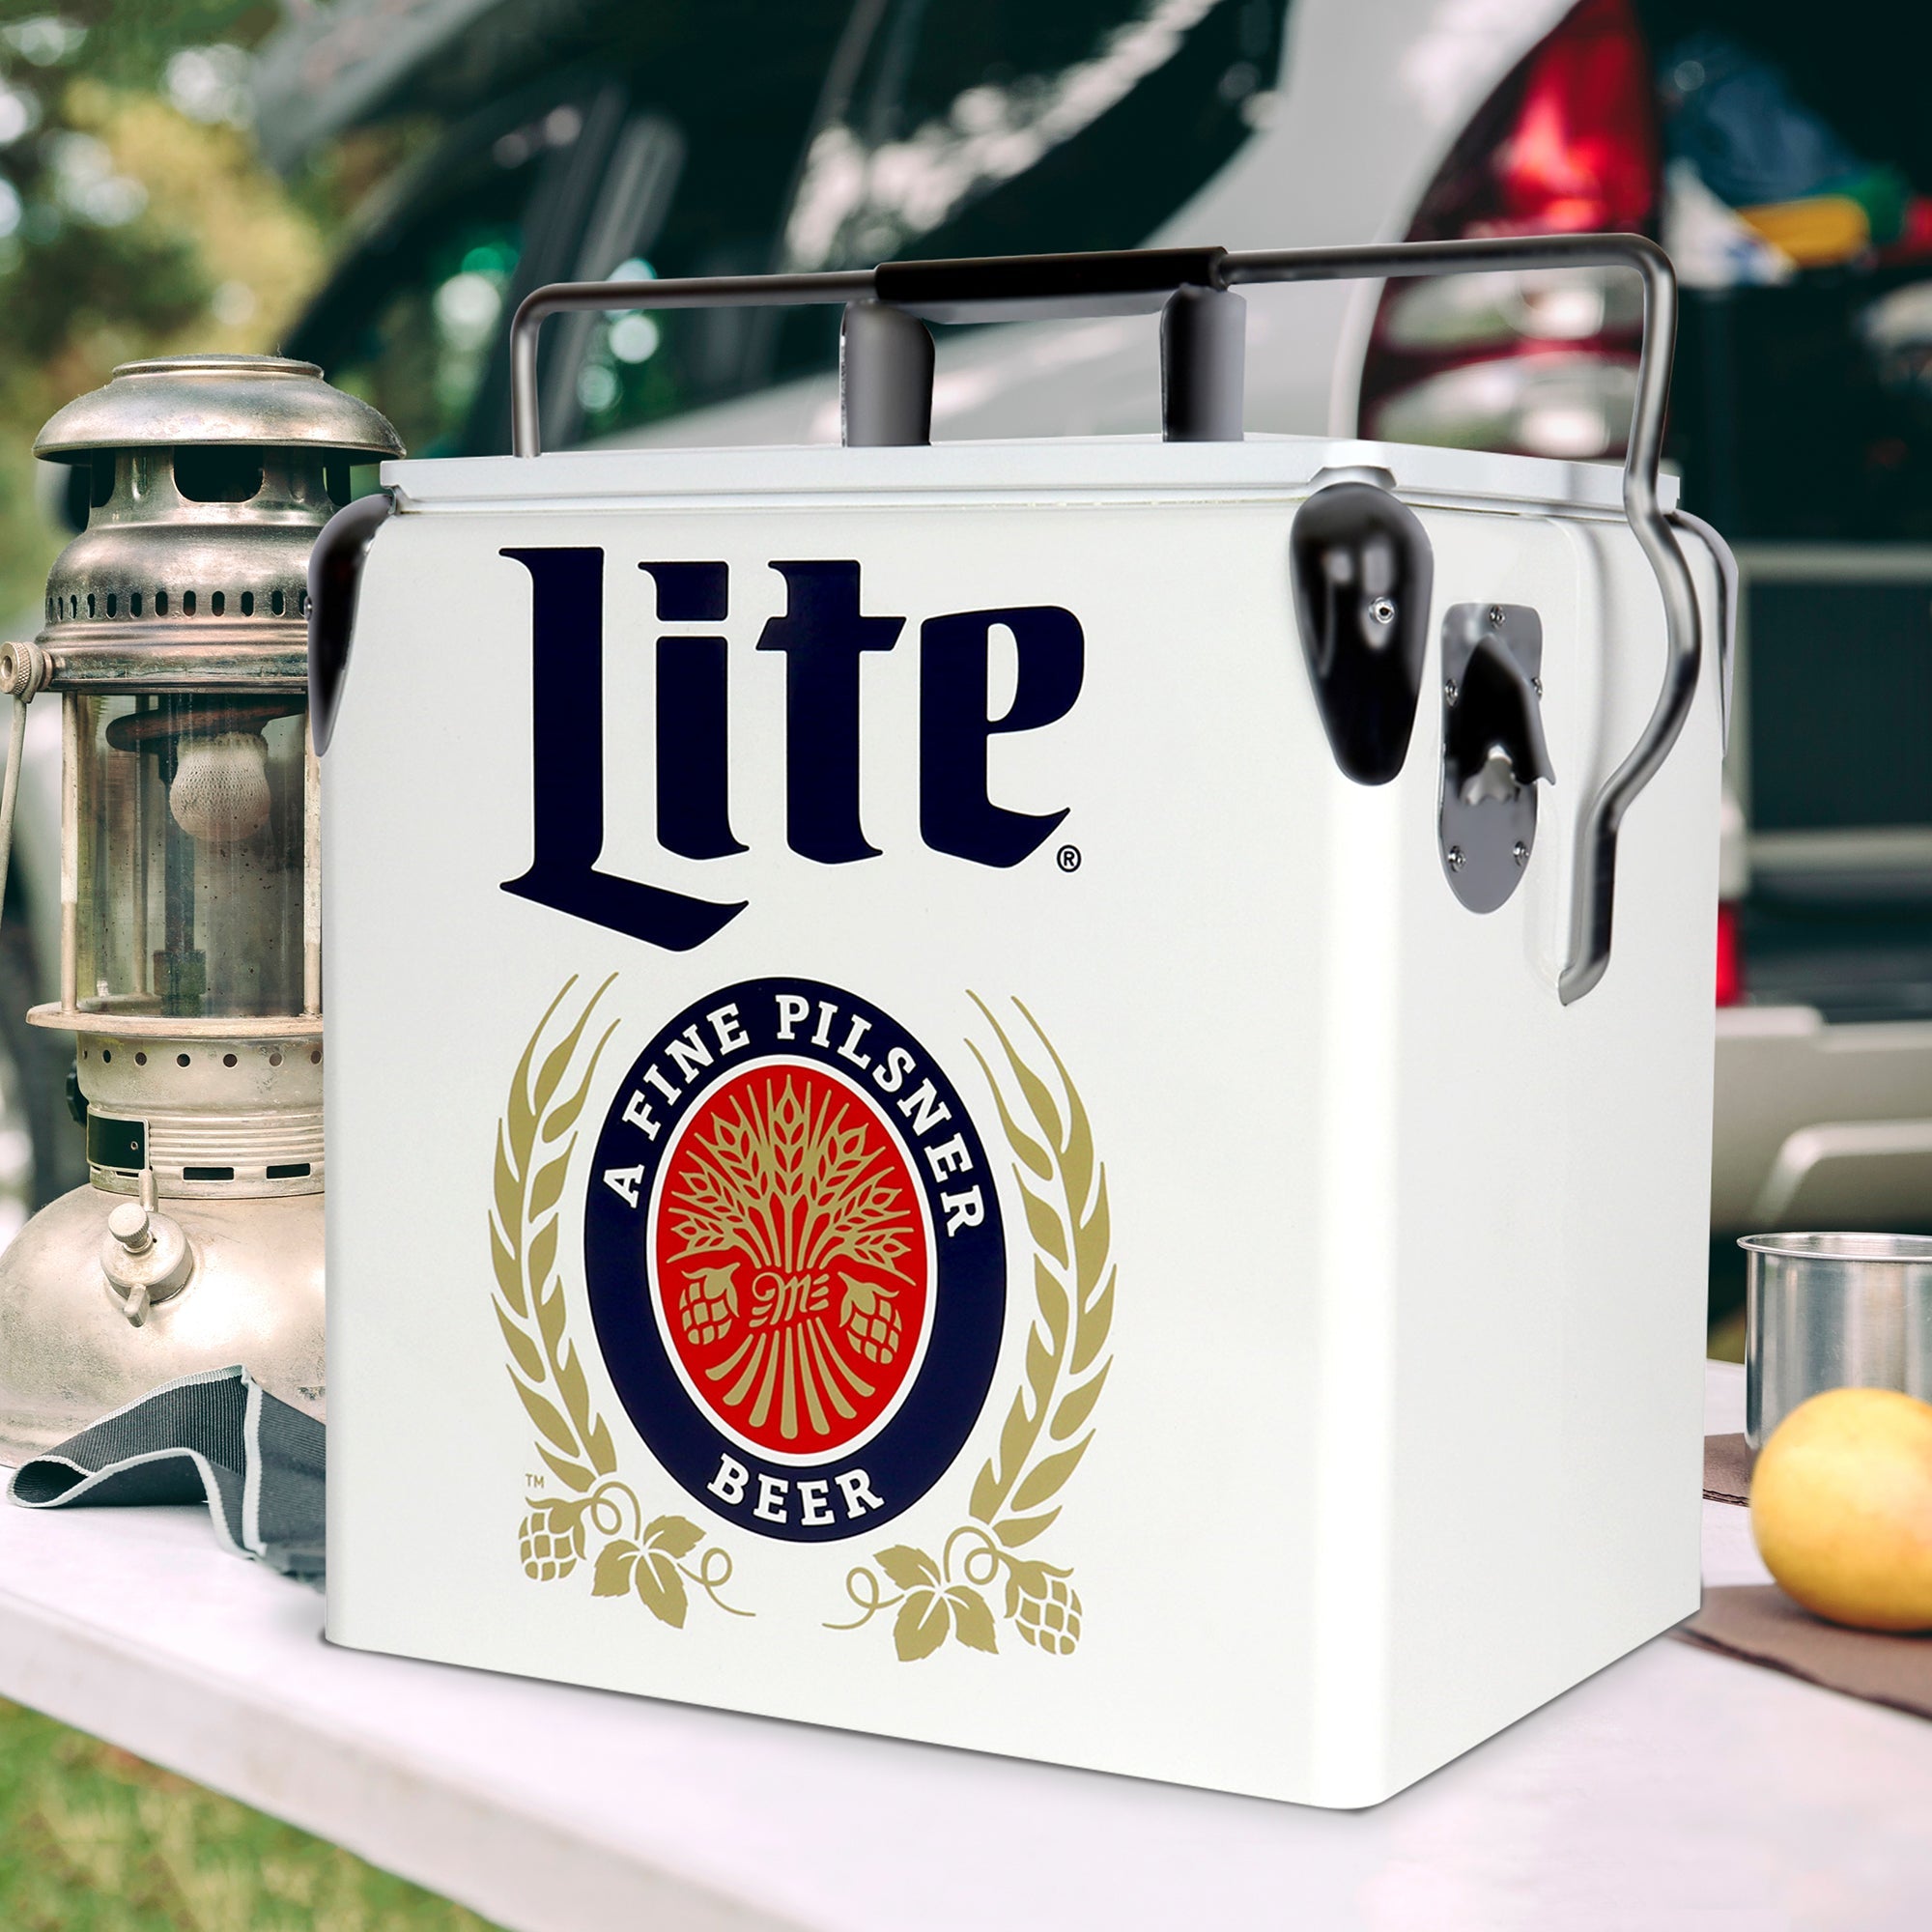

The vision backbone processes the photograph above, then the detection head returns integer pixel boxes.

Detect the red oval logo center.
[652,1063,931,1457]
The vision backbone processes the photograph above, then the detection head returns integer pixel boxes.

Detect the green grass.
[0,1699,502,1932]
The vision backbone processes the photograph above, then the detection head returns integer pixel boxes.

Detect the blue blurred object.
[1661,32,1865,208]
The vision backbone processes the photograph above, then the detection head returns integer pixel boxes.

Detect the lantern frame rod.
[59,694,76,1015]
[130,697,149,997]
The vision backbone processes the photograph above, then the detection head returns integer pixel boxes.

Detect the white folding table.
[0,1361,1925,1932]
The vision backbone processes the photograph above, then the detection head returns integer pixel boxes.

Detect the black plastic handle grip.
[872,246,1226,322]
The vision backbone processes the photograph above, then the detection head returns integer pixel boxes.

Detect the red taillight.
[1467,0,1657,237]
[1716,901,1746,1007]
[1357,0,1660,458]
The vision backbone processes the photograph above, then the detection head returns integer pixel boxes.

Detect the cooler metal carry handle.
[506,236,1696,1005]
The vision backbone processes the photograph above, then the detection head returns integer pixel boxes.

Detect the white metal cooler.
[314,240,1732,1806]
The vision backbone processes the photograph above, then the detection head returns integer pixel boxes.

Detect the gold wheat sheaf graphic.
[666,1074,918,1444]
[493,977,749,1627]
[831,996,1115,1662]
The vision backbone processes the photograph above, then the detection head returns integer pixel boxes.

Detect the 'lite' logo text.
[499,552,1085,952]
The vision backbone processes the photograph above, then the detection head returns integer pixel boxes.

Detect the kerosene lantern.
[0,355,400,1463]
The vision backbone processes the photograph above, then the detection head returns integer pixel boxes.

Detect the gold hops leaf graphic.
[829,996,1113,1662]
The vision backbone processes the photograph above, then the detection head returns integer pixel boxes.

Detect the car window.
[290,3,855,455]
[289,89,575,460]
[1639,2,1932,540]
[285,0,1285,453]
[784,0,1282,270]
[575,0,1287,440]
[1744,569,1932,834]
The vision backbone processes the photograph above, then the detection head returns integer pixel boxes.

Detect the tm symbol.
[1056,844,1082,873]
[526,1472,546,1492]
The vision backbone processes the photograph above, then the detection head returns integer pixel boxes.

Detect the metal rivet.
[1447,846,1465,870]
[1513,842,1529,866]
[1443,679,1459,704]
[1370,598,1396,625]
[1489,606,1505,626]
[1531,675,1544,696]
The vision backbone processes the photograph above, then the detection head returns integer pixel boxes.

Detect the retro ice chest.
[318,240,1729,1806]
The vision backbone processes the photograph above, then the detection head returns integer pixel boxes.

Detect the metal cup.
[1741,1232,1932,1449]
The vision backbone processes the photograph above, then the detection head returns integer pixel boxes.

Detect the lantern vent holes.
[45,580,307,624]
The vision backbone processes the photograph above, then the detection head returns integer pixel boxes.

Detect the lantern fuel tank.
[0,355,400,1464]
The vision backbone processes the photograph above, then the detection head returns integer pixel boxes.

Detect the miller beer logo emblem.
[496,976,1114,1658]
[584,979,1007,1541]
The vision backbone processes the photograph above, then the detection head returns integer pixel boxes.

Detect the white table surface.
[2,1361,1927,1932]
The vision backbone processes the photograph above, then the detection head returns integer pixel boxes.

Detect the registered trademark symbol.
[1056,844,1082,873]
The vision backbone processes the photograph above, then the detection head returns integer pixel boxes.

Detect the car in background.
[250,0,1932,1237]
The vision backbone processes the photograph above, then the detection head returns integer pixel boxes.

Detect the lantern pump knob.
[100,1180,193,1325]
[107,1202,153,1252]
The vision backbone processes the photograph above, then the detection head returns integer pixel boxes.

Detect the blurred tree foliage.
[0,2,332,616]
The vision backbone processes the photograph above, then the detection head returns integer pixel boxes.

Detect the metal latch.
[1438,604,1554,914]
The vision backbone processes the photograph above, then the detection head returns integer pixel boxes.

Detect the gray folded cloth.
[6,1365,324,1583]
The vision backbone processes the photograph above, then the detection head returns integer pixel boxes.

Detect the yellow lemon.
[1749,1386,1932,1632]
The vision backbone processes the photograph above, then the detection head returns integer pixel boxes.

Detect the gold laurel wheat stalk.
[964,995,1114,1549]
[492,974,623,1492]
[495,977,749,1623]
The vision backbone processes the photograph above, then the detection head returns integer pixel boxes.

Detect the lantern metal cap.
[36,355,403,464]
